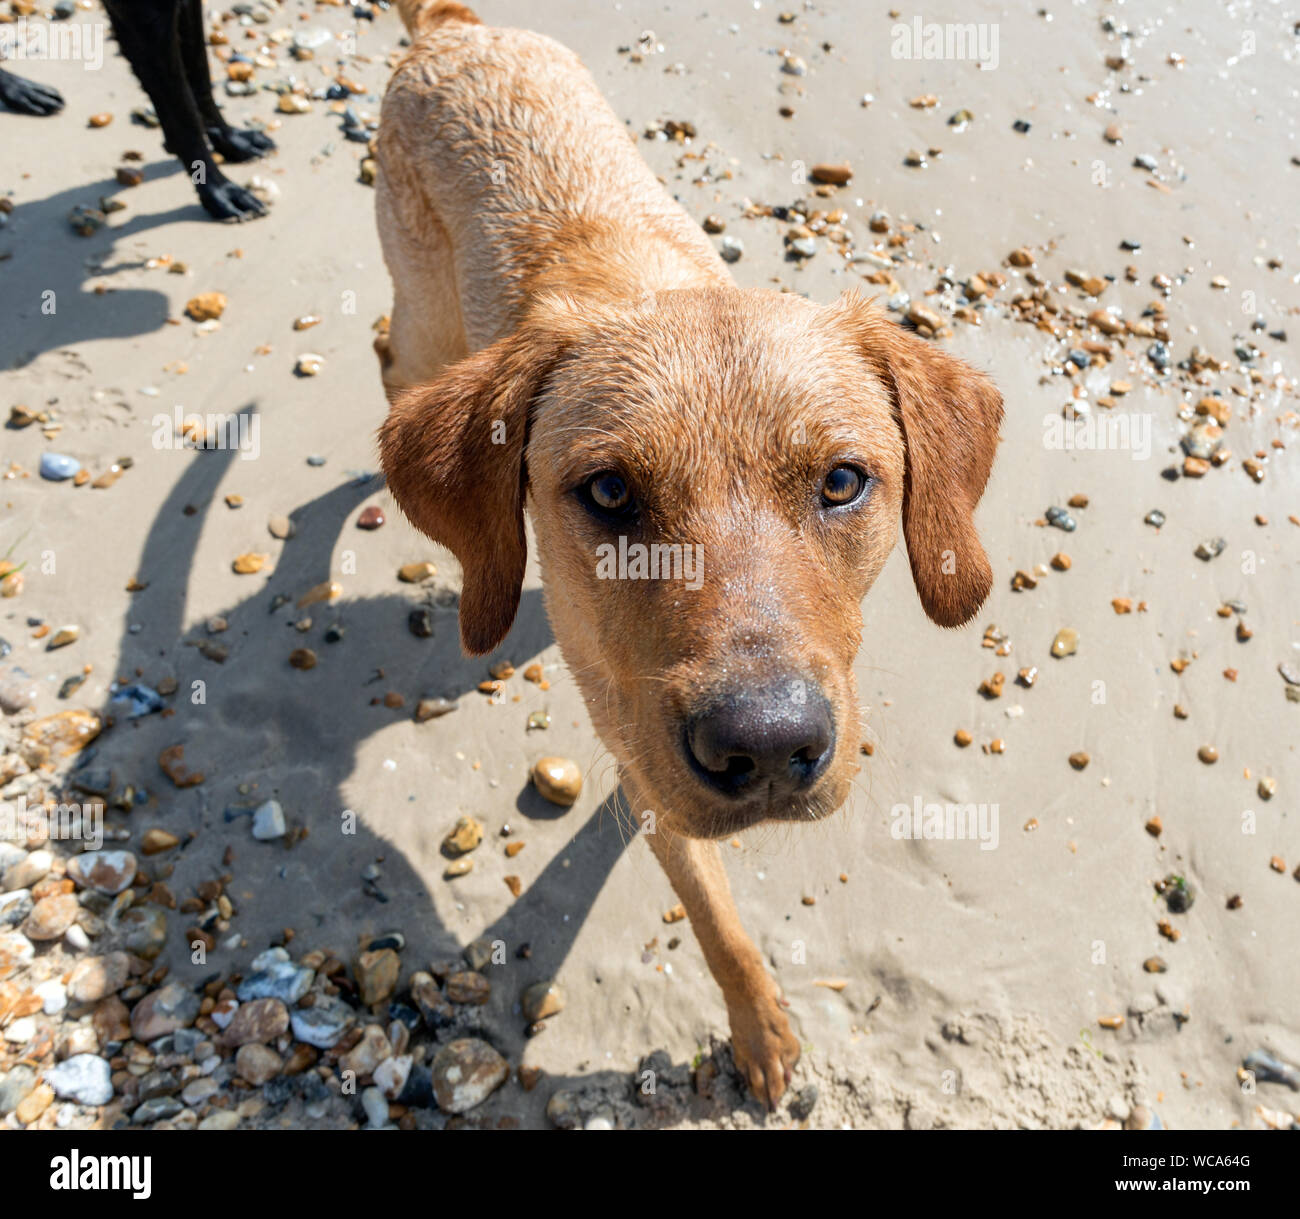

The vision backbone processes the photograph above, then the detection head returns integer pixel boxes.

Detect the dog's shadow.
[77,425,762,1128]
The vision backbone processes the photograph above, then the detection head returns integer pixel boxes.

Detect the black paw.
[197,178,267,222]
[207,125,276,162]
[0,72,65,116]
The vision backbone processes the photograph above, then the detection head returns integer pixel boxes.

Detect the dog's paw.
[0,74,65,116]
[727,991,800,1111]
[207,125,276,163]
[197,179,268,222]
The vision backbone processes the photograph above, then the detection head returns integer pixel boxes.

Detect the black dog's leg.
[101,0,264,221]
[176,0,274,162]
[0,66,65,115]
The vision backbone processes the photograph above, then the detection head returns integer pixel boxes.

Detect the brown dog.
[376,0,1002,1109]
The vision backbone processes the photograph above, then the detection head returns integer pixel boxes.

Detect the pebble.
[411,975,454,1031]
[184,292,226,322]
[719,235,744,263]
[290,995,354,1048]
[373,1055,412,1102]
[434,968,486,1004]
[132,1096,182,1124]
[357,505,385,530]
[531,756,582,806]
[111,683,164,717]
[67,952,130,1003]
[789,1083,819,1121]
[340,1023,392,1077]
[140,829,180,855]
[130,980,200,1041]
[295,353,324,376]
[233,552,270,575]
[39,453,82,481]
[430,1038,508,1114]
[0,1065,37,1116]
[356,948,400,1006]
[267,514,295,539]
[4,1016,36,1044]
[0,663,39,713]
[180,1077,218,1106]
[361,1085,389,1127]
[251,799,286,840]
[520,980,564,1022]
[237,959,315,1004]
[398,561,436,583]
[218,997,289,1047]
[35,978,67,1015]
[0,891,31,929]
[1165,879,1195,913]
[809,162,852,185]
[44,1054,113,1106]
[546,1090,583,1128]
[47,624,79,649]
[235,1043,282,1085]
[1068,751,1090,771]
[1044,506,1076,532]
[1197,745,1218,765]
[2,849,53,891]
[442,816,484,857]
[1050,628,1079,659]
[415,697,457,722]
[0,929,34,973]
[1242,1049,1300,1091]
[117,905,167,959]
[67,849,137,895]
[1144,509,1166,528]
[408,608,434,638]
[22,892,79,940]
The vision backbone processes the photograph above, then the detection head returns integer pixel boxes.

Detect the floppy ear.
[838,294,1003,628]
[378,324,566,655]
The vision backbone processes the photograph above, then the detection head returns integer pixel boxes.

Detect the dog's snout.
[685,677,834,798]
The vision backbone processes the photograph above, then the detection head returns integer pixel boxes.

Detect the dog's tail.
[394,0,481,36]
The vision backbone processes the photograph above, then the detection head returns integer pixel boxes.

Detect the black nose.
[685,677,834,798]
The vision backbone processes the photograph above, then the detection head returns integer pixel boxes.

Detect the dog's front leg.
[642,809,801,1110]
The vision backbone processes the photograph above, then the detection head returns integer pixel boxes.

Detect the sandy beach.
[1,0,1297,1131]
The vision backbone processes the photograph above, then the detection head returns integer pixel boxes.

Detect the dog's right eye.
[577,471,635,518]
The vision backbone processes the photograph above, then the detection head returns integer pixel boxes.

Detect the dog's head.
[380,288,1002,838]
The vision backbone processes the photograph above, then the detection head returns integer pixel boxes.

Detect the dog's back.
[376,0,727,384]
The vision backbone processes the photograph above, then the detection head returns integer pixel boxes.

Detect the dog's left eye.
[577,470,636,518]
[820,464,868,508]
